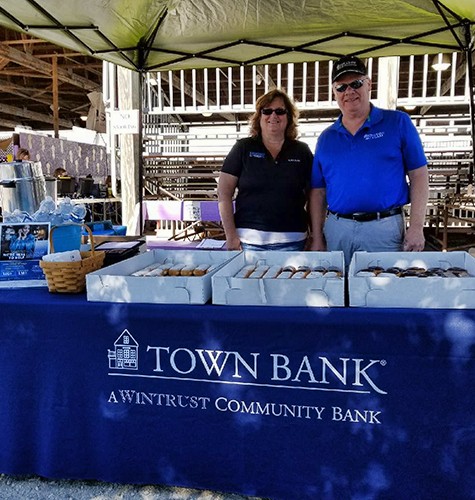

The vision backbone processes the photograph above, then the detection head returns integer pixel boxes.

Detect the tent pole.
[467,56,475,186]
[138,72,144,236]
[466,51,475,186]
[463,23,475,186]
[138,47,145,236]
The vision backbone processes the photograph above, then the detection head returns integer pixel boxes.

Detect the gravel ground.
[0,474,267,500]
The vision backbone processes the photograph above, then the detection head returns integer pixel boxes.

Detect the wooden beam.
[0,81,52,104]
[3,38,49,45]
[0,81,85,117]
[0,102,72,128]
[0,43,99,92]
[0,118,22,129]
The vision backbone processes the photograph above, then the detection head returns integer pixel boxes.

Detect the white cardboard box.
[349,251,475,308]
[212,250,345,307]
[86,249,239,304]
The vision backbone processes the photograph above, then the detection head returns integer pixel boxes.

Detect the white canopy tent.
[0,0,473,71]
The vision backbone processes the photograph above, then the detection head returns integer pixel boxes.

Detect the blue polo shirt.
[311,105,427,213]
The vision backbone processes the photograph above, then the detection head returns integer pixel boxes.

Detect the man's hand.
[308,233,327,251]
[403,225,425,251]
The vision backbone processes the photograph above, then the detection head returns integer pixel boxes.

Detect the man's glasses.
[261,107,288,116]
[334,78,367,93]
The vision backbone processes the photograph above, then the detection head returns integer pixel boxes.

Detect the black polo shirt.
[221,136,313,232]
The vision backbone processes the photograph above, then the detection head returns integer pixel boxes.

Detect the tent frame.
[0,1,473,72]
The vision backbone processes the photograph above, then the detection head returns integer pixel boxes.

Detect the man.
[309,55,429,266]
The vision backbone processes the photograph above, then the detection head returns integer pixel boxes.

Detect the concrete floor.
[0,474,266,500]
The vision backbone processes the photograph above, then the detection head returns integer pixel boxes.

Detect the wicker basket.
[40,224,105,293]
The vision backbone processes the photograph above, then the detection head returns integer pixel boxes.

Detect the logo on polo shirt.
[249,151,266,158]
[364,132,384,140]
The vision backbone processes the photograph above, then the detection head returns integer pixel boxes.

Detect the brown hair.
[53,167,67,178]
[16,148,30,160]
[249,88,299,141]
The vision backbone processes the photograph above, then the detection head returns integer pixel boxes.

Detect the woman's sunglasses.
[261,107,288,116]
[334,78,367,93]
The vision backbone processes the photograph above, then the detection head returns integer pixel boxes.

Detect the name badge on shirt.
[249,151,266,159]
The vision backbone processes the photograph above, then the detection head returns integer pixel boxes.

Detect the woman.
[218,89,313,251]
[53,167,68,178]
[16,148,30,161]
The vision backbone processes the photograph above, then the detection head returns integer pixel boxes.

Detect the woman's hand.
[226,235,242,251]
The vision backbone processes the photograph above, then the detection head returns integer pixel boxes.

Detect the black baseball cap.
[332,55,367,82]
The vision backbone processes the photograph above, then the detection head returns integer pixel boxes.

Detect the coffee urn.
[0,161,48,215]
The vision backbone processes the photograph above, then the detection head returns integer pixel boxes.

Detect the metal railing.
[145,53,470,116]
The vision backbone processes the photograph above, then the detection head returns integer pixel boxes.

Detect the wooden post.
[52,54,59,138]
[117,66,141,234]
[376,57,399,110]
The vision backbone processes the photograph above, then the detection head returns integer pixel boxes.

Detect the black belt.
[329,207,403,222]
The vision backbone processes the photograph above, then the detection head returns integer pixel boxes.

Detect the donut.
[312,266,327,274]
[193,263,211,276]
[262,265,283,279]
[367,266,384,275]
[276,271,293,279]
[131,262,164,276]
[306,271,324,279]
[356,269,375,277]
[385,267,403,276]
[248,266,270,279]
[235,264,256,278]
[291,271,308,279]
[168,264,186,276]
[282,265,296,273]
[447,267,470,277]
[146,264,172,276]
[327,266,343,277]
[180,265,196,276]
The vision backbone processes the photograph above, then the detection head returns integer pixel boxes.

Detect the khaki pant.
[324,212,405,268]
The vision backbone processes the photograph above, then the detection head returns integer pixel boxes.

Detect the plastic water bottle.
[50,209,65,227]
[70,204,87,223]
[41,196,56,214]
[59,197,74,222]
[32,207,51,222]
[3,209,28,223]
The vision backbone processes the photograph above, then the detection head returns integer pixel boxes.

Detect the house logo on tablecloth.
[108,329,139,370]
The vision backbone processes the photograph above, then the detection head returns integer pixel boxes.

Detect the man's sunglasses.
[261,107,288,116]
[334,78,367,93]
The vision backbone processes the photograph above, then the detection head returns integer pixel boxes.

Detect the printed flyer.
[0,222,50,285]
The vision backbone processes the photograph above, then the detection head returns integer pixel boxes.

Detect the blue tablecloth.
[0,287,474,499]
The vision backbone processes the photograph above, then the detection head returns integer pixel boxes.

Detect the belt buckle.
[352,212,367,221]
